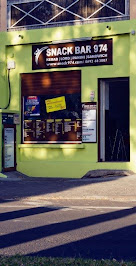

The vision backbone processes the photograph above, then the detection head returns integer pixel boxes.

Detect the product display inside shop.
[21,70,97,144]
[23,94,82,143]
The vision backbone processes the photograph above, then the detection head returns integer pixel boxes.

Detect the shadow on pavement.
[0,206,63,222]
[28,224,136,260]
[0,206,136,260]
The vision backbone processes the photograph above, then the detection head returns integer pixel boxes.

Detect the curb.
[0,173,7,178]
[23,195,136,202]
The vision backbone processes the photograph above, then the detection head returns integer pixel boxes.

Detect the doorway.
[99,78,130,162]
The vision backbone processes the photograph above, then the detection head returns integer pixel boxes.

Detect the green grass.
[0,256,135,266]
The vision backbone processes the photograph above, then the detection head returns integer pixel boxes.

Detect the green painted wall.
[0,20,136,177]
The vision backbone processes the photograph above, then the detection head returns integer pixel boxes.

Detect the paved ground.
[0,171,136,260]
[0,199,136,260]
[0,171,136,202]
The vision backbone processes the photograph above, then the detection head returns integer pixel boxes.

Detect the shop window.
[21,70,82,144]
[7,0,129,30]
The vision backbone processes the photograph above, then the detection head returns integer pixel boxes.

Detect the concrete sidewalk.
[0,171,136,202]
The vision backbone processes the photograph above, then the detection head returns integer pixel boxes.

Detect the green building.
[0,1,136,178]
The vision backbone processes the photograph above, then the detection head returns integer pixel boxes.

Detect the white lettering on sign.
[33,39,112,69]
[75,45,92,54]
[93,44,108,53]
[46,47,73,56]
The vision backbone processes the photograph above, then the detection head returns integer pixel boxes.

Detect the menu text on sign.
[32,39,112,69]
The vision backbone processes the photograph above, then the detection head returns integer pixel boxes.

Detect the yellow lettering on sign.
[45,96,66,113]
[55,119,62,122]
[47,119,54,122]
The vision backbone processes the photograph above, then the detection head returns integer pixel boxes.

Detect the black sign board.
[2,113,14,125]
[32,39,112,70]
[24,118,82,143]
[2,113,20,125]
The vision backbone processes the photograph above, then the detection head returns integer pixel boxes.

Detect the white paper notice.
[82,121,96,142]
[82,109,96,121]
[4,128,14,168]
[82,103,97,143]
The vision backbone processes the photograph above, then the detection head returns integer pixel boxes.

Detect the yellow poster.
[45,96,66,113]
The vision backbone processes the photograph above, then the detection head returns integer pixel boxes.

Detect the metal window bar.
[7,0,129,30]
[11,1,46,28]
